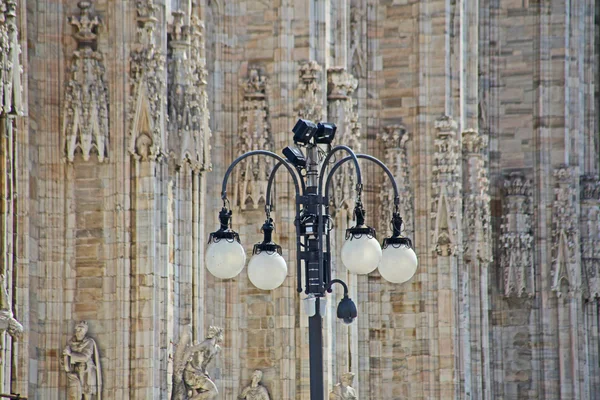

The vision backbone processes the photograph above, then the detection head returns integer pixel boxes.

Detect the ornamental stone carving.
[238,370,270,400]
[327,67,359,210]
[64,1,109,163]
[501,172,534,298]
[551,165,580,295]
[234,68,272,210]
[327,67,358,101]
[296,61,323,121]
[329,372,357,400]
[172,326,223,400]
[379,124,413,238]
[168,11,211,171]
[462,129,491,263]
[580,174,600,299]
[62,321,102,400]
[0,0,23,116]
[431,115,460,256]
[0,274,22,340]
[128,0,166,161]
[349,7,365,78]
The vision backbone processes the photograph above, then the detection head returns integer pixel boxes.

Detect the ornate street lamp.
[206,119,418,400]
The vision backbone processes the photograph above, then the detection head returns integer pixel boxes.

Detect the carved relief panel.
[462,130,491,263]
[234,68,272,210]
[501,172,534,298]
[431,115,460,256]
[0,0,23,116]
[580,175,600,299]
[296,61,323,122]
[551,166,580,295]
[128,0,166,161]
[63,1,109,163]
[327,67,359,210]
[168,11,211,171]
[379,124,413,238]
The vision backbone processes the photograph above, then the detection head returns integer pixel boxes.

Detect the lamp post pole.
[304,142,325,400]
[206,119,418,400]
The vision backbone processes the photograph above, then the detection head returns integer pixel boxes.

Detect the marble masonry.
[0,0,599,399]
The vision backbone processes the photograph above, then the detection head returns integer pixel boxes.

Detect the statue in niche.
[172,326,224,400]
[62,321,102,400]
[329,372,358,400]
[239,370,270,400]
[0,274,23,340]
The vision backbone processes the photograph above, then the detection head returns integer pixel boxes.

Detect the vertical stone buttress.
[325,66,361,397]
[377,124,416,399]
[128,0,167,396]
[167,7,211,398]
[431,116,461,398]
[62,0,115,396]
[550,166,584,400]
[461,130,491,399]
[0,0,25,395]
[580,175,600,398]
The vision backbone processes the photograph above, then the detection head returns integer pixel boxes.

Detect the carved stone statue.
[329,372,357,400]
[238,370,270,400]
[172,326,224,400]
[0,274,23,339]
[62,321,102,400]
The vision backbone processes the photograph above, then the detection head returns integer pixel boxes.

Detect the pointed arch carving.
[379,124,413,238]
[551,166,580,296]
[233,68,273,210]
[431,115,460,256]
[501,171,535,298]
[580,174,600,299]
[167,11,211,171]
[128,0,166,161]
[63,2,109,163]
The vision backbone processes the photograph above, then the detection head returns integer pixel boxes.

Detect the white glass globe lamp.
[378,213,418,284]
[247,218,288,290]
[341,202,382,275]
[206,207,246,280]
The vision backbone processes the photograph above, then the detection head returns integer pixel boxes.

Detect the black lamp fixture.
[205,118,418,400]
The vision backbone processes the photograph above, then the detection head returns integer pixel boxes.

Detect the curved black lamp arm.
[324,153,401,210]
[325,279,349,296]
[220,150,303,203]
[265,160,306,211]
[317,145,363,197]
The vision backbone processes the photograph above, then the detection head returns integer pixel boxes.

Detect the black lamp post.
[205,119,418,400]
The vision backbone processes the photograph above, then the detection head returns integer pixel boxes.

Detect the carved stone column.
[0,2,24,393]
[128,1,168,397]
[579,174,600,400]
[166,9,212,372]
[551,165,583,400]
[431,115,461,398]
[461,129,491,399]
[0,0,23,117]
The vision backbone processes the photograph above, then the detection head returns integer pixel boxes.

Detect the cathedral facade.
[0,0,599,399]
